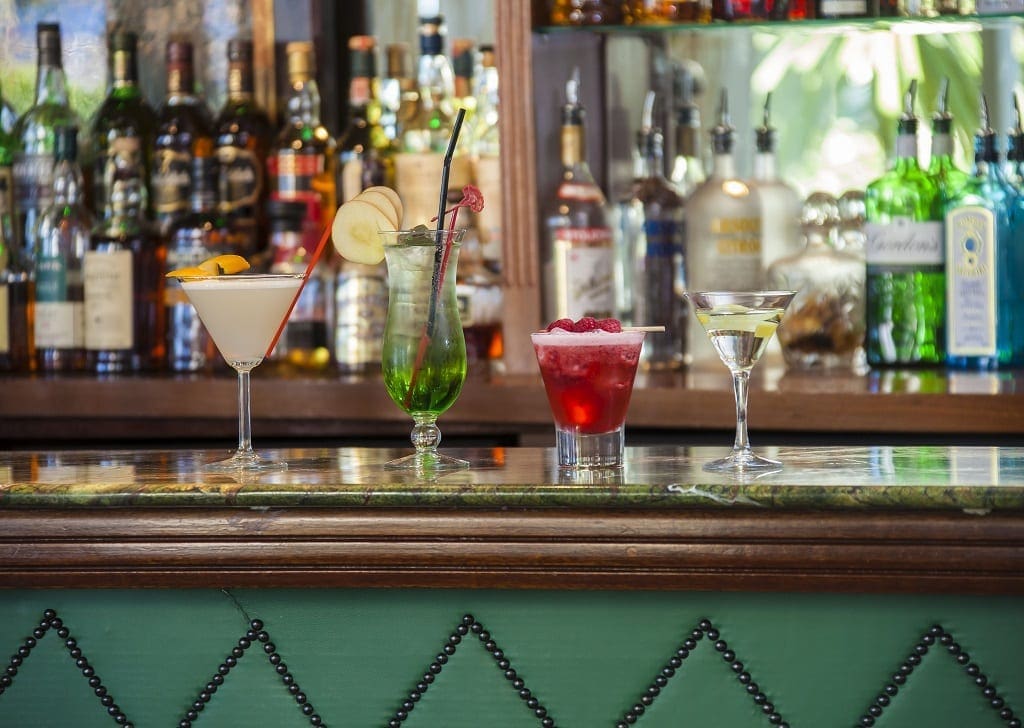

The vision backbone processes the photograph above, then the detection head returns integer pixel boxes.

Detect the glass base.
[703,447,781,473]
[385,450,470,472]
[204,449,288,473]
[556,426,624,469]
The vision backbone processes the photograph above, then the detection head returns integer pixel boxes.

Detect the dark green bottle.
[863,80,944,367]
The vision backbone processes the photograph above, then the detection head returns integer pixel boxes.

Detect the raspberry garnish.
[597,318,622,332]
[546,318,574,332]
[573,316,599,332]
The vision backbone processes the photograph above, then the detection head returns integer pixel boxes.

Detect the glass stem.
[731,370,751,453]
[237,369,254,456]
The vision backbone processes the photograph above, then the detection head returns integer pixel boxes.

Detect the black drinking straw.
[426,107,467,335]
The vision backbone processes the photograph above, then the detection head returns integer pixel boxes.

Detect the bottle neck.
[285,77,323,126]
[226,61,255,102]
[348,76,373,112]
[637,146,664,181]
[35,63,69,107]
[110,48,141,95]
[753,151,777,181]
[710,151,737,179]
[52,159,84,206]
[417,54,453,111]
[931,132,953,159]
[895,132,918,162]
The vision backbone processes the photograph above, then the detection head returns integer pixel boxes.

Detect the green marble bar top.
[1,445,1023,512]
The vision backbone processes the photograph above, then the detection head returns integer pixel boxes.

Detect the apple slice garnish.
[355,189,400,230]
[331,197,393,265]
[361,186,403,227]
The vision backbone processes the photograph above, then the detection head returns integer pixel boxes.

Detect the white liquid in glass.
[695,307,785,372]
[182,277,302,367]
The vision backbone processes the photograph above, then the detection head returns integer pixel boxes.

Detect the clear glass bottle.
[863,80,944,367]
[35,125,90,372]
[152,38,215,237]
[0,110,33,373]
[685,89,763,364]
[627,91,686,370]
[669,70,706,198]
[543,68,616,323]
[836,189,866,255]
[752,93,802,278]
[402,16,455,154]
[92,30,157,223]
[767,192,866,370]
[379,43,416,151]
[943,95,1024,369]
[215,38,273,260]
[86,145,165,374]
[337,35,390,205]
[13,22,78,256]
[472,44,503,274]
[270,41,337,235]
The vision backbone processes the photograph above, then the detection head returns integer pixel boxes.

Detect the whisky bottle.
[943,95,1024,369]
[864,80,943,367]
[215,38,273,259]
[91,30,157,222]
[270,42,337,233]
[0,112,33,373]
[165,157,237,373]
[627,92,686,369]
[928,79,969,206]
[685,89,763,364]
[13,23,78,255]
[543,68,615,323]
[152,38,215,236]
[752,94,801,276]
[337,35,390,205]
[34,126,91,372]
[86,146,165,373]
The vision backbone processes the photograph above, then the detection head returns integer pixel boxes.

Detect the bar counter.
[2,445,1024,728]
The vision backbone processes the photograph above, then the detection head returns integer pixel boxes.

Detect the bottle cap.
[418,16,444,56]
[975,93,999,164]
[479,44,496,68]
[897,80,919,136]
[561,67,584,127]
[53,126,78,163]
[452,38,475,80]
[710,89,734,155]
[348,35,376,78]
[755,93,777,153]
[932,78,953,136]
[109,30,137,53]
[286,41,315,81]
[227,38,254,63]
[37,22,62,65]
[166,37,195,64]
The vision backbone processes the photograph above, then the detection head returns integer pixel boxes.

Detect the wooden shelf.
[4,361,1022,446]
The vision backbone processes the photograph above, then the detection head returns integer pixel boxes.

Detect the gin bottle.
[685,89,763,364]
[928,79,969,206]
[34,126,90,372]
[943,95,1024,368]
[863,80,943,367]
[92,30,157,223]
[752,93,801,276]
[13,23,78,256]
[628,91,686,369]
[543,68,615,323]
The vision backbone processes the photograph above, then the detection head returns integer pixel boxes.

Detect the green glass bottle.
[864,80,944,367]
[928,79,969,206]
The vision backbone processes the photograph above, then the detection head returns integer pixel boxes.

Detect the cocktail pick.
[264,209,336,359]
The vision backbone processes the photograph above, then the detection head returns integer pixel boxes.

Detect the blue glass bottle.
[943,96,1024,369]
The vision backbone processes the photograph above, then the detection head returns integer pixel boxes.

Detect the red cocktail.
[532,325,645,468]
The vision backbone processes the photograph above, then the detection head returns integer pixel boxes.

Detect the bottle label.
[36,302,84,349]
[0,283,8,354]
[557,182,605,202]
[272,151,325,198]
[643,218,684,257]
[217,145,262,213]
[83,250,133,350]
[864,219,943,267]
[691,216,762,289]
[152,149,193,216]
[945,206,996,356]
[551,228,616,319]
[13,152,55,210]
[334,267,387,366]
[819,0,867,13]
[0,166,13,216]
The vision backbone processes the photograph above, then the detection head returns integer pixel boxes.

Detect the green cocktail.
[381,228,468,471]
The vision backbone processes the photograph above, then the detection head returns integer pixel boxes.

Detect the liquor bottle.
[13,23,78,256]
[472,44,503,271]
[267,199,332,371]
[86,143,165,373]
[685,89,763,364]
[1005,93,1024,189]
[337,35,390,205]
[752,93,801,276]
[165,157,237,373]
[401,16,455,154]
[152,38,215,237]
[379,43,416,150]
[270,41,337,233]
[943,95,1024,369]
[34,126,91,372]
[215,38,273,259]
[669,70,706,198]
[928,79,969,206]
[91,30,158,222]
[543,68,615,323]
[627,92,687,370]
[863,80,943,367]
[0,114,33,372]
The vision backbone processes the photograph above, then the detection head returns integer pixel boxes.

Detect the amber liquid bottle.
[151,39,215,237]
[215,38,272,260]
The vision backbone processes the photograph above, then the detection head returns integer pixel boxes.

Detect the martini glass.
[685,290,795,472]
[381,229,468,472]
[179,274,304,471]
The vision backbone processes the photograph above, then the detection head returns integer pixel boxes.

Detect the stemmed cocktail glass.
[380,229,468,472]
[178,274,304,471]
[685,290,795,472]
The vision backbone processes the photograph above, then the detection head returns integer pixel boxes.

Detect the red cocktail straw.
[264,209,335,359]
[403,108,467,408]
